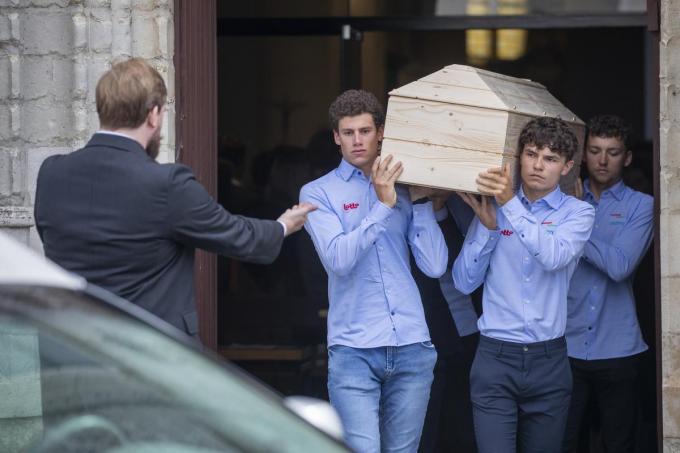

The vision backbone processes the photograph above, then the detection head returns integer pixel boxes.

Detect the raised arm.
[300,183,393,276]
[167,165,292,264]
[452,190,501,294]
[500,197,595,271]
[407,201,448,278]
[582,195,653,282]
[452,213,500,294]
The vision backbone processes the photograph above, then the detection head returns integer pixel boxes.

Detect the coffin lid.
[389,64,584,126]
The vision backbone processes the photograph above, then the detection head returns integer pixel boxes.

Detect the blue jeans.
[327,342,437,453]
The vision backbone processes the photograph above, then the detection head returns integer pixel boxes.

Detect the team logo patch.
[609,212,625,225]
[343,202,360,211]
[500,229,513,236]
[542,220,558,235]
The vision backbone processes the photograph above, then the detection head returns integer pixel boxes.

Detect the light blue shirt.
[300,159,448,348]
[566,180,653,360]
[435,197,479,337]
[453,186,595,343]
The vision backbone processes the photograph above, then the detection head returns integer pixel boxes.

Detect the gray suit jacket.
[35,133,284,336]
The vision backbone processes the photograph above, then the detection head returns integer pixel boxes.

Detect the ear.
[561,159,575,176]
[333,129,341,146]
[624,149,633,167]
[377,125,384,142]
[147,105,162,129]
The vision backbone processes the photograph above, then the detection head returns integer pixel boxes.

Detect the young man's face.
[333,113,383,173]
[519,144,574,200]
[584,134,632,189]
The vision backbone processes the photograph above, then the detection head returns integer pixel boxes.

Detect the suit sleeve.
[166,165,284,264]
[34,155,59,242]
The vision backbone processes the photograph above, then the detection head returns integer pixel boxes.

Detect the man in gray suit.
[34,58,315,337]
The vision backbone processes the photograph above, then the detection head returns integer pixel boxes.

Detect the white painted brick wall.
[0,14,10,41]
[0,0,175,245]
[0,106,11,142]
[662,0,680,448]
[21,9,74,55]
[21,56,74,101]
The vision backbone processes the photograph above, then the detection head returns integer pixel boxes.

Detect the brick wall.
[0,0,175,249]
[661,0,680,450]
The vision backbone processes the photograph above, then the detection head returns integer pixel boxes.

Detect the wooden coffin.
[382,64,585,195]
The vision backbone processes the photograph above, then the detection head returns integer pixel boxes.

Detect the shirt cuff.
[368,200,394,227]
[277,219,287,237]
[435,206,449,222]
[471,223,500,252]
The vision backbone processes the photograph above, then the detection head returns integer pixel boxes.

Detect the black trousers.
[419,333,478,453]
[470,335,572,453]
[562,353,642,453]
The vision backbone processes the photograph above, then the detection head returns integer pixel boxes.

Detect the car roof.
[0,232,86,290]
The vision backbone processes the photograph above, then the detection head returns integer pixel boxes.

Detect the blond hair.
[96,58,167,129]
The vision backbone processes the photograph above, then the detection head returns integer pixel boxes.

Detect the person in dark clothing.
[563,115,654,453]
[415,192,480,453]
[34,58,315,338]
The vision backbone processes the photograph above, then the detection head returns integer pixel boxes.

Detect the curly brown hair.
[328,89,385,131]
[587,114,632,150]
[518,117,578,161]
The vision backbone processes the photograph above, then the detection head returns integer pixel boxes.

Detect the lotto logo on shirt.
[500,229,513,236]
[343,202,360,211]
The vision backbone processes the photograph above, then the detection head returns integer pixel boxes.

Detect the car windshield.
[0,285,346,453]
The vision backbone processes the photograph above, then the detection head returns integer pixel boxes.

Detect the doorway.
[176,1,659,451]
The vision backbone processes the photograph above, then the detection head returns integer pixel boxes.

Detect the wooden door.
[174,0,218,350]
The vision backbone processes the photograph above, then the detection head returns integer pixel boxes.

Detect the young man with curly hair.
[300,89,448,452]
[453,117,595,453]
[562,115,653,453]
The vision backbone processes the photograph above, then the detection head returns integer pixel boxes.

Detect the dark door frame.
[174,0,218,350]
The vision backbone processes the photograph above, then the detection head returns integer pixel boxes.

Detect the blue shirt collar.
[336,158,367,181]
[517,184,563,210]
[583,178,626,202]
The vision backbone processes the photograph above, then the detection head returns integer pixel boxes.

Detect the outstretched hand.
[476,163,514,206]
[278,202,318,237]
[456,192,497,230]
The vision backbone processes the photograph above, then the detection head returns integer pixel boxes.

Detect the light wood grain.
[383,96,509,153]
[391,65,583,124]
[391,80,508,112]
[384,64,586,196]
[383,138,517,193]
